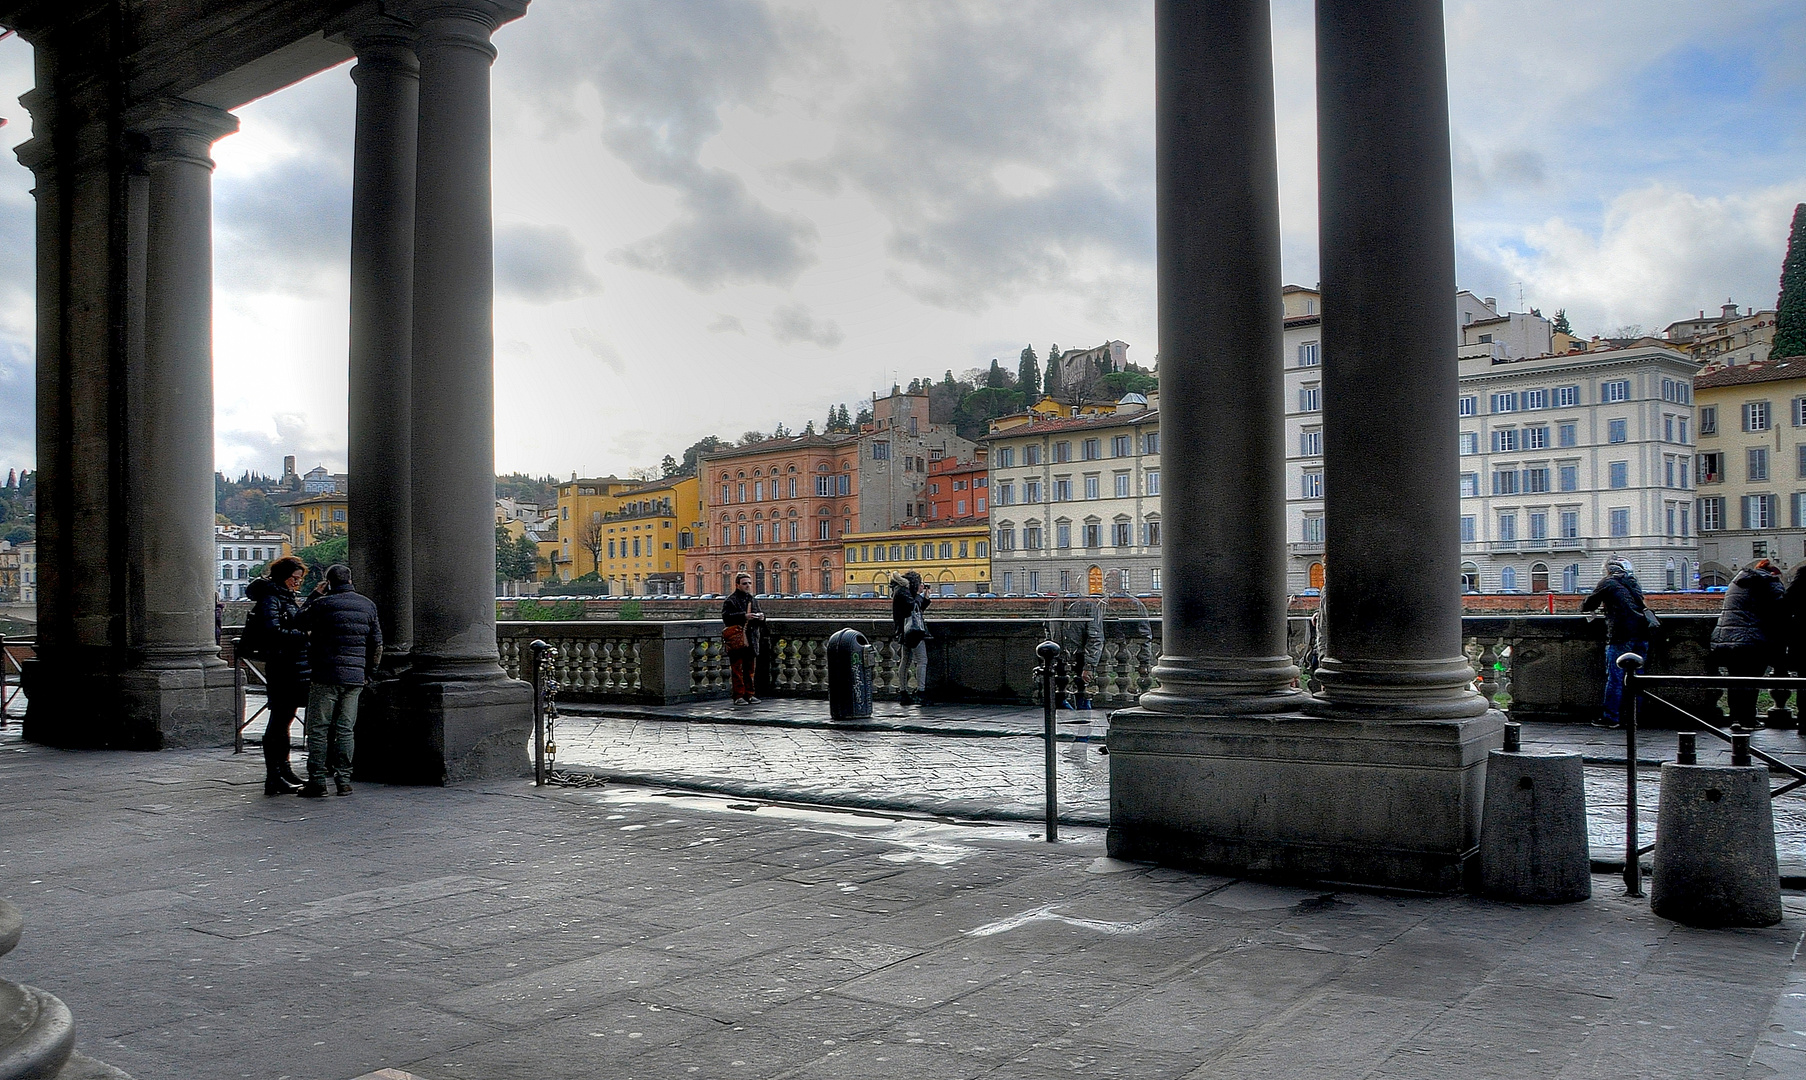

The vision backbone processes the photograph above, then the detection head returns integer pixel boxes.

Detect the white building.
[1283,288,1697,593]
[982,398,1163,596]
[216,528,293,600]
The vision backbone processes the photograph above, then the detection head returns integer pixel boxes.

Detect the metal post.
[1732,726,1752,766]
[529,639,549,786]
[233,656,245,755]
[1677,729,1696,765]
[1037,640,1061,842]
[1621,651,1643,898]
[1503,720,1520,753]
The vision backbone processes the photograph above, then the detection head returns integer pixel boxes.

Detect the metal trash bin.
[827,627,874,720]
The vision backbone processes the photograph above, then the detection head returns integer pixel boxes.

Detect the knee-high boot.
[263,706,302,793]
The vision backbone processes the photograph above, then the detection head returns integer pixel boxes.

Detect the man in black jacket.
[1710,559,1786,728]
[295,564,382,797]
[1581,556,1650,729]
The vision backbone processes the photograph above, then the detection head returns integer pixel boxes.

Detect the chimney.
[1484,297,1497,310]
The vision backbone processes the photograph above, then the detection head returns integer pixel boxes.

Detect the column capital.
[344,14,420,72]
[13,137,53,176]
[124,99,239,169]
[398,0,529,52]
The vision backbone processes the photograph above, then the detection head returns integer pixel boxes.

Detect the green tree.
[294,534,349,593]
[985,359,1007,388]
[951,387,1026,440]
[1044,343,1061,396]
[1017,345,1039,400]
[1102,369,1158,397]
[854,404,874,427]
[660,455,680,477]
[680,435,728,474]
[1551,308,1572,336]
[1775,203,1806,360]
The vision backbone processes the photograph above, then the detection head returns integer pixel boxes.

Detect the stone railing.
[498,612,1730,726]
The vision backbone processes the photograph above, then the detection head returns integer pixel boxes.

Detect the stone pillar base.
[1106,706,1505,892]
[115,663,237,750]
[358,675,533,785]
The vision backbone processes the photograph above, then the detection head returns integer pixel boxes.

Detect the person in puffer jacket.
[1581,556,1650,729]
[294,564,382,797]
[245,557,311,795]
[1710,559,1786,729]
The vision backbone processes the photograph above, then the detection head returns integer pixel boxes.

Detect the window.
[1143,432,1160,455]
[1524,426,1548,450]
[1698,452,1723,484]
[608,540,617,558]
[1744,494,1777,530]
[1053,442,1071,463]
[1492,429,1519,452]
[1458,395,1478,417]
[1493,469,1520,495]
[1700,497,1724,532]
[1557,422,1577,447]
[1529,512,1548,541]
[1084,475,1100,500]
[1523,388,1547,410]
[1056,521,1072,548]
[1609,508,1630,537]
[997,525,1015,550]
[1114,473,1130,498]
[1554,385,1580,407]
[1025,525,1043,550]
[1500,566,1519,592]
[1026,479,1043,503]
[1146,520,1161,546]
[815,475,832,496]
[1663,415,1674,442]
[1114,522,1132,547]
[872,441,891,460]
[1459,432,1479,455]
[1059,570,1072,593]
[1607,419,1627,443]
[1299,341,1320,366]
[997,447,1015,467]
[1558,464,1579,492]
[1299,384,1321,412]
[1800,445,1806,479]
[1001,571,1013,592]
[1054,479,1072,501]
[1667,504,1677,536]
[1301,428,1322,456]
[818,520,831,540]
[976,541,988,557]
[788,521,798,541]
[1461,563,1480,593]
[1302,516,1325,543]
[1497,513,1517,542]
[1028,571,1041,592]
[1460,473,1480,497]
[1680,506,1689,537]
[1745,401,1772,432]
[1302,471,1324,498]
[1491,392,1518,413]
[996,482,1014,505]
[1525,467,1550,493]
[1609,462,1629,489]
[1460,515,1475,542]
[1601,379,1631,403]
[1082,438,1101,460]
[904,544,918,560]
[1111,435,1131,457]
[1083,523,1101,547]
[1749,447,1770,482]
[1025,444,1042,465]
[1559,511,1579,539]
[1146,470,1160,495]
[753,481,764,501]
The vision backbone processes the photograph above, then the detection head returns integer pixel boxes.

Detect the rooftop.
[981,408,1160,441]
[1694,357,1806,390]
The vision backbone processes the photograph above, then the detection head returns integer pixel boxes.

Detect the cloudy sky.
[0,0,1801,480]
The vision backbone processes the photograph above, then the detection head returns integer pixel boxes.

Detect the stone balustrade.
[496,613,1733,727]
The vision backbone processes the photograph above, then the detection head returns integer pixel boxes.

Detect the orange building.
[922,456,989,523]
[697,435,860,595]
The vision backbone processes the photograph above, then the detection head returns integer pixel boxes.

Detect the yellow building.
[1693,359,1806,581]
[281,492,348,549]
[552,474,701,593]
[843,521,992,597]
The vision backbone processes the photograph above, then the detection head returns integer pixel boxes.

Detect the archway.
[1460,562,1479,593]
[1530,562,1548,593]
[1307,562,1324,590]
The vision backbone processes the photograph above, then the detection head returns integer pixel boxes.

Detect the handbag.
[722,623,748,651]
[903,606,929,649]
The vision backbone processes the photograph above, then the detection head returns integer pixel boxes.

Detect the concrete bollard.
[1478,749,1592,903]
[1650,762,1782,928]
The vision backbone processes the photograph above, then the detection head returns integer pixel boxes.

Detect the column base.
[1106,705,1505,892]
[21,655,235,749]
[356,673,532,785]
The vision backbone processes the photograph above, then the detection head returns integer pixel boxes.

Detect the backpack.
[236,615,268,661]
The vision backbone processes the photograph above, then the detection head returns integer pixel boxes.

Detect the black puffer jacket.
[891,582,930,638]
[1581,572,1648,644]
[1784,570,1806,665]
[245,577,310,691]
[1711,567,1786,649]
[297,585,383,686]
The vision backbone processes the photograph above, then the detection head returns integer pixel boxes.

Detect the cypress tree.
[986,359,1006,388]
[1017,345,1039,399]
[1044,343,1061,396]
[1774,203,1806,360]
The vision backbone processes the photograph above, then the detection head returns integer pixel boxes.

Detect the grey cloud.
[708,314,746,334]
[215,156,351,294]
[508,0,824,290]
[570,327,626,374]
[0,337,32,469]
[218,413,344,476]
[496,222,601,302]
[769,303,842,348]
[1454,136,1548,198]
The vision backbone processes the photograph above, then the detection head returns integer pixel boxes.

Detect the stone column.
[117,99,240,745]
[387,0,532,783]
[1308,0,1486,722]
[346,20,419,668]
[1138,0,1297,716]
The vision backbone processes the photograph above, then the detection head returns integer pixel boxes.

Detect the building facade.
[215,528,293,600]
[550,476,635,581]
[1666,300,1778,371]
[843,522,992,596]
[1693,359,1806,581]
[277,492,349,550]
[0,542,19,602]
[699,435,860,595]
[589,475,700,595]
[922,456,989,522]
[856,389,978,532]
[17,541,33,605]
[982,402,1163,596]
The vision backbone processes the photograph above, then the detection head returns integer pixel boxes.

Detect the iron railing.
[0,634,29,724]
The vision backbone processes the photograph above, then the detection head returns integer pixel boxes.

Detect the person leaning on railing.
[1581,555,1652,730]
[1709,558,1786,730]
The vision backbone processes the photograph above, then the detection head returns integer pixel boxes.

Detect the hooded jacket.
[297,583,383,686]
[245,576,310,691]
[721,589,763,654]
[1711,567,1786,649]
[1581,570,1648,644]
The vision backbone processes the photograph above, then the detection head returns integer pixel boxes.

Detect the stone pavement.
[3,735,1806,1080]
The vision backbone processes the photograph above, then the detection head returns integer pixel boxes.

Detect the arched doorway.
[1307,562,1325,591]
[1665,557,1677,590]
[1530,562,1549,593]
[1460,562,1479,593]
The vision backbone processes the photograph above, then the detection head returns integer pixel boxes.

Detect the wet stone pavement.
[2,731,1805,1080]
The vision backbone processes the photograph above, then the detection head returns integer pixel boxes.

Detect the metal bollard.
[1503,720,1521,753]
[1677,730,1697,765]
[1731,727,1752,766]
[1618,651,1645,897]
[529,639,551,786]
[1036,641,1061,842]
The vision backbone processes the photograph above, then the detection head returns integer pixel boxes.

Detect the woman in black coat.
[721,572,764,705]
[1710,559,1786,728]
[245,556,311,794]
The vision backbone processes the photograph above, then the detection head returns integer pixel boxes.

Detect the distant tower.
[281,455,299,490]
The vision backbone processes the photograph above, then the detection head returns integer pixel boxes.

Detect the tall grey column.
[1140,0,1298,715]
[390,0,532,783]
[346,20,419,668]
[1308,0,1484,721]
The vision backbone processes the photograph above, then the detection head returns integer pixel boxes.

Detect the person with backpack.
[1581,555,1654,730]
[241,556,310,795]
[891,571,931,705]
[1709,558,1787,729]
[294,564,382,797]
